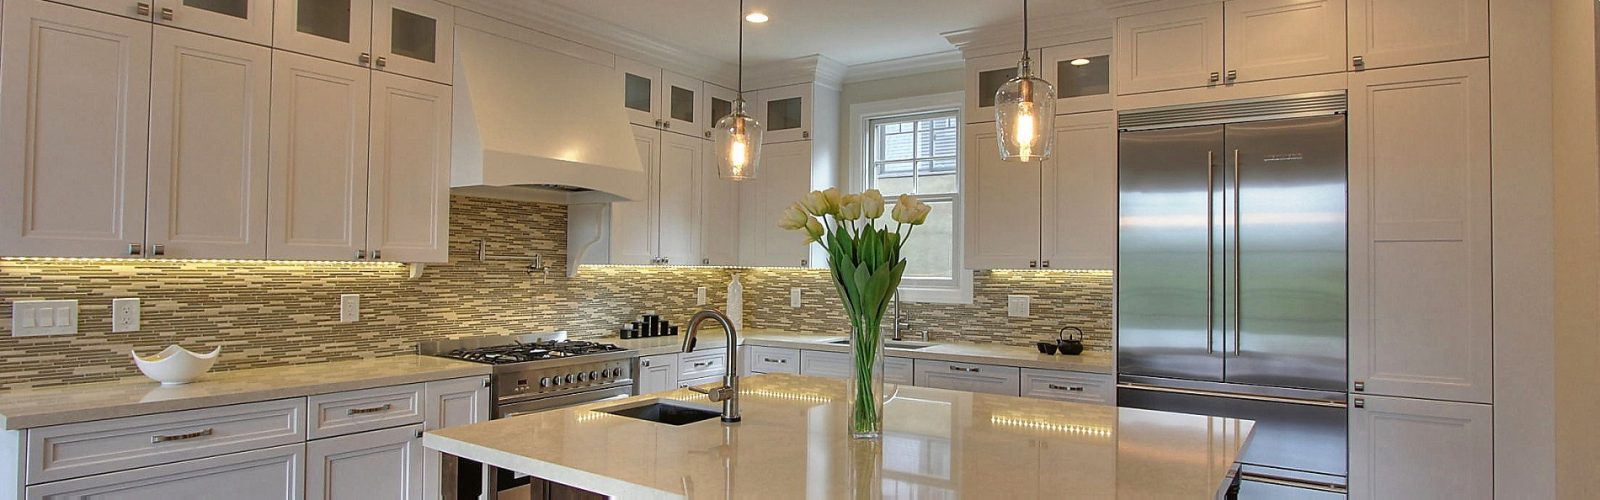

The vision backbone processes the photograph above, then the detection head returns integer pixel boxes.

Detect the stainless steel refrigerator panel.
[1117,125,1227,382]
[1118,381,1348,478]
[1223,116,1348,391]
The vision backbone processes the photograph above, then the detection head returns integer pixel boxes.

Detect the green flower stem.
[850,315,883,437]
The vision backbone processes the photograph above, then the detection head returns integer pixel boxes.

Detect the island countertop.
[425,374,1253,499]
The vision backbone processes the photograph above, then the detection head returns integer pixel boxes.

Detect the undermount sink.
[596,399,721,426]
[826,339,937,350]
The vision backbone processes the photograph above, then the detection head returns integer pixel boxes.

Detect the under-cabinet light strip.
[0,256,406,267]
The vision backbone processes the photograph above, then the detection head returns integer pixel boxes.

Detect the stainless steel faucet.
[682,310,741,423]
[890,292,911,341]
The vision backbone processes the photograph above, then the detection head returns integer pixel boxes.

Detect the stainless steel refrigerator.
[1116,93,1350,498]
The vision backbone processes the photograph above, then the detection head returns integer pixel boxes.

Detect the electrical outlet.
[340,294,360,323]
[11,300,77,336]
[696,287,708,306]
[111,298,140,333]
[1007,295,1031,318]
[790,287,803,308]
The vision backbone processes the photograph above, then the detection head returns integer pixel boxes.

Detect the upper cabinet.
[964,50,1039,124]
[738,140,816,267]
[704,83,737,140]
[618,56,662,128]
[1115,0,1344,95]
[1348,0,1487,71]
[661,71,705,135]
[608,125,703,266]
[753,83,814,143]
[1041,40,1113,115]
[372,0,454,84]
[366,72,452,263]
[155,0,274,45]
[963,126,1041,270]
[267,51,372,261]
[618,57,705,136]
[700,138,740,266]
[274,0,374,66]
[0,0,152,258]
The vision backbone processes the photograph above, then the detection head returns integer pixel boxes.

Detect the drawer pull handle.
[1048,384,1085,392]
[762,357,783,363]
[692,362,712,368]
[151,428,213,443]
[347,403,393,415]
[949,365,979,373]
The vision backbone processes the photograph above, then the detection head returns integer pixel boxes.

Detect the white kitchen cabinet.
[50,0,158,20]
[274,0,374,67]
[1020,369,1115,405]
[155,0,274,45]
[1040,111,1117,271]
[611,125,662,265]
[423,377,489,500]
[145,27,272,260]
[1114,3,1224,94]
[738,140,816,267]
[267,50,372,261]
[680,348,728,381]
[964,50,1039,124]
[963,127,1042,270]
[660,70,704,135]
[1041,40,1113,115]
[656,132,703,265]
[700,131,741,266]
[884,357,914,385]
[752,83,814,144]
[749,346,800,375]
[371,0,453,84]
[1348,0,1487,71]
[0,0,152,258]
[636,354,680,394]
[912,359,1020,396]
[1349,395,1492,499]
[1223,0,1346,84]
[305,424,424,500]
[366,71,451,263]
[617,57,662,128]
[798,350,850,379]
[25,443,304,500]
[703,83,737,139]
[1348,59,1491,404]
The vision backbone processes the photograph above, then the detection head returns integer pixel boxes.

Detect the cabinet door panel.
[274,0,374,66]
[367,72,450,263]
[155,0,273,45]
[657,132,702,265]
[754,83,811,144]
[912,360,1020,396]
[617,56,659,127]
[1040,111,1116,270]
[0,0,151,258]
[636,354,679,394]
[611,125,659,265]
[1348,0,1487,70]
[965,50,1037,123]
[737,141,811,267]
[1114,3,1224,95]
[26,443,303,500]
[704,82,737,139]
[1349,395,1491,499]
[963,127,1040,270]
[701,131,740,266]
[1041,41,1112,115]
[372,0,453,84]
[797,350,849,379]
[1224,0,1345,83]
[423,377,489,500]
[661,70,703,135]
[306,425,423,500]
[1348,60,1491,403]
[147,27,271,260]
[267,51,371,261]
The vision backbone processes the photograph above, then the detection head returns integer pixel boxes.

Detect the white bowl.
[132,345,220,385]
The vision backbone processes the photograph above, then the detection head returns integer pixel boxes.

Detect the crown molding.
[943,9,1114,59]
[843,51,965,84]
[450,0,739,87]
[745,54,848,91]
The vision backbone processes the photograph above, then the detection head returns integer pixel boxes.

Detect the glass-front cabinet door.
[755,83,811,144]
[617,56,661,128]
[372,0,452,84]
[155,0,273,44]
[274,0,374,66]
[660,70,703,136]
[964,50,1039,124]
[703,82,736,140]
[1042,39,1112,114]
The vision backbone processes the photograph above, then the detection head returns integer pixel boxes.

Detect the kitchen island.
[425,373,1254,499]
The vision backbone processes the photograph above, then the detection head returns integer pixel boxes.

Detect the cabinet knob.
[355,249,367,260]
[128,243,143,256]
[372,249,382,260]
[800,259,808,267]
[159,7,173,20]
[1029,260,1038,268]
[359,53,371,66]
[704,130,712,139]
[135,2,151,16]
[1351,55,1365,69]
[663,121,671,129]
[1041,260,1050,268]
[375,56,387,69]
[802,131,810,139]
[1353,381,1365,392]
[1209,72,1220,83]
[151,244,165,256]
[702,258,710,265]
[1352,397,1365,408]
[1225,69,1237,81]
[661,257,669,264]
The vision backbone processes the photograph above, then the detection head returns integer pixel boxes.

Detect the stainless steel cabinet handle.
[1209,72,1220,83]
[415,429,424,438]
[661,257,669,264]
[800,259,808,267]
[1029,260,1038,268]
[359,53,371,66]
[1041,260,1050,268]
[704,130,712,139]
[762,358,782,363]
[1047,384,1084,392]
[135,2,151,16]
[151,428,213,443]
[641,360,651,367]
[802,131,810,139]
[159,7,173,20]
[1206,151,1215,354]
[692,361,712,368]
[128,243,143,256]
[1351,55,1365,68]
[948,365,979,373]
[371,249,382,260]
[663,121,671,129]
[1233,149,1242,356]
[151,244,165,256]
[1226,69,1237,81]
[347,403,393,415]
[1353,381,1365,392]
[375,56,387,69]
[1353,397,1365,408]
[355,249,366,260]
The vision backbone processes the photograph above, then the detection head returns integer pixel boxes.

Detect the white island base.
[425,374,1254,499]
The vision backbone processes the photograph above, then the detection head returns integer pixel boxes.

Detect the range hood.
[451,23,645,202]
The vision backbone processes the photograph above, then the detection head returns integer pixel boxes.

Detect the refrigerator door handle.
[1207,150,1215,354]
[1116,382,1348,408]
[1232,148,1243,356]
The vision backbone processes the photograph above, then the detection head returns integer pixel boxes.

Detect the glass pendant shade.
[995,57,1056,162]
[714,99,764,181]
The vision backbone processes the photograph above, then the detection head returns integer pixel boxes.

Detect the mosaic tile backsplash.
[0,195,1109,391]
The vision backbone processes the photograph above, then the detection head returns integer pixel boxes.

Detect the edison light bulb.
[1013,103,1038,159]
[728,134,750,176]
[714,99,764,180]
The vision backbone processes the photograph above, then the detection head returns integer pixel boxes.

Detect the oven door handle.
[497,386,634,417]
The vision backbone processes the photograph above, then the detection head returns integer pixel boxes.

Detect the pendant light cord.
[737,0,745,95]
[1022,0,1029,53]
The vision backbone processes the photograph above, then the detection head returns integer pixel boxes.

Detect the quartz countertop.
[612,329,1114,374]
[0,356,490,429]
[425,373,1252,499]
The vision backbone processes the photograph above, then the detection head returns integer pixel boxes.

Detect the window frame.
[848,91,972,304]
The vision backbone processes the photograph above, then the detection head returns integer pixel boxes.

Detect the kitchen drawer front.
[678,374,724,389]
[798,350,850,379]
[26,398,304,484]
[306,384,424,440]
[1020,369,1114,405]
[26,443,304,500]
[912,360,1021,396]
[885,357,914,385]
[680,349,727,380]
[748,346,799,374]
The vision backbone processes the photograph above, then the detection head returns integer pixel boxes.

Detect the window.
[851,92,971,304]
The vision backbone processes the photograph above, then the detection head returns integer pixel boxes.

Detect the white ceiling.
[533,0,1103,68]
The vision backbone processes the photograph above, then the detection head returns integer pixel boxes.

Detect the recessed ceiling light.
[745,12,769,23]
[1069,58,1092,66]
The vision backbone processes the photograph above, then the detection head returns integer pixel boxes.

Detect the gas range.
[418,332,636,415]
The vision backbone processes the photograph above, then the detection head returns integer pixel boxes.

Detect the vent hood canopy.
[452,23,645,202]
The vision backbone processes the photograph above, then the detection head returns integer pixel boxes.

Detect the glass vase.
[847,317,885,439]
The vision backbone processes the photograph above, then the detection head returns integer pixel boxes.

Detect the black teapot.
[1056,326,1085,356]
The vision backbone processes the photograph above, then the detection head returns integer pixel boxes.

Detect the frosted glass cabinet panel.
[372,0,453,84]
[156,0,274,44]
[1043,39,1113,114]
[754,83,812,143]
[274,0,374,66]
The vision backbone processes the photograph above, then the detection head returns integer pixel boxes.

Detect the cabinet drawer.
[885,357,914,385]
[680,349,726,380]
[1020,369,1115,405]
[26,443,303,500]
[26,398,304,484]
[798,350,850,379]
[306,384,424,440]
[749,346,799,374]
[912,360,1021,396]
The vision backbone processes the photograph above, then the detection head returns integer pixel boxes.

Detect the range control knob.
[612,367,624,378]
[589,370,600,380]
[576,372,587,382]
[564,373,576,384]
[538,377,551,388]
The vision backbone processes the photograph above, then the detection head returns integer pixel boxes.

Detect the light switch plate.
[12,299,78,336]
[340,294,360,323]
[696,287,708,306]
[111,298,140,333]
[790,288,803,308]
[1007,295,1031,318]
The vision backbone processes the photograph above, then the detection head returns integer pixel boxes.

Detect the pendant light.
[714,0,765,181]
[994,0,1056,162]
